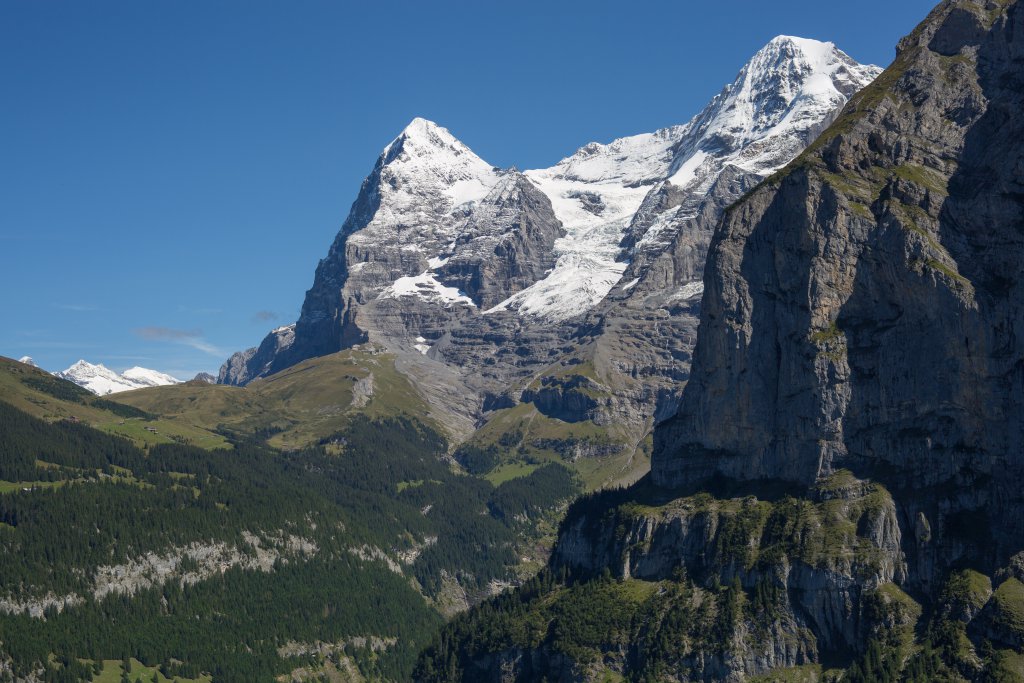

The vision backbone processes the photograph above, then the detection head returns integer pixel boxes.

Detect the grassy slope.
[0,357,229,449]
[92,659,211,683]
[123,350,648,490]
[3,351,645,491]
[114,349,434,450]
[470,402,651,490]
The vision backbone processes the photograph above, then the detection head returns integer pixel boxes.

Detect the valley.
[0,364,579,681]
[3,0,1023,680]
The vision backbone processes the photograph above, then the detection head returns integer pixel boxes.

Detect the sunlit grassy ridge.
[113,349,435,450]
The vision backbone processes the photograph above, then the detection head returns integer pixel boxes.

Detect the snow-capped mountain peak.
[17,356,37,368]
[667,37,880,185]
[594,37,881,268]
[55,360,181,396]
[389,117,465,153]
[379,117,499,210]
[224,35,883,386]
[121,366,182,388]
[341,117,503,272]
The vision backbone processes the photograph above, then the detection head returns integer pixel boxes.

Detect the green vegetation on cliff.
[417,476,1024,682]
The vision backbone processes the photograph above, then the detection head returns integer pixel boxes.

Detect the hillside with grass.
[0,356,229,450]
[0,369,580,681]
[110,349,436,451]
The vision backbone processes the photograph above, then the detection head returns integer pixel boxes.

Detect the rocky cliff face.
[436,173,565,311]
[551,476,910,679]
[454,38,879,452]
[654,0,1024,579]
[218,324,295,386]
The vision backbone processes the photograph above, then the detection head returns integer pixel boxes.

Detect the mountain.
[508,36,883,445]
[0,355,229,448]
[16,356,37,368]
[0,362,577,680]
[56,360,181,395]
[653,0,1024,578]
[219,37,881,479]
[511,35,880,319]
[117,348,442,451]
[0,397,577,681]
[417,1,1024,680]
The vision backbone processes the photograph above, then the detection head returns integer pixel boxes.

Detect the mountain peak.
[742,35,880,91]
[68,359,109,372]
[386,117,476,160]
[401,116,441,136]
[372,118,499,209]
[56,360,181,396]
[763,34,835,52]
[663,34,881,186]
[122,366,182,386]
[741,34,880,97]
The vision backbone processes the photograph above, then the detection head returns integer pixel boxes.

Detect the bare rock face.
[655,0,1024,579]
[437,173,565,311]
[549,475,907,677]
[510,37,881,444]
[218,324,295,386]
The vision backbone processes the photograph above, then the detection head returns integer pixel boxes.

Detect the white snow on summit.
[337,118,505,313]
[18,356,38,368]
[384,117,497,209]
[668,36,880,187]
[332,37,879,323]
[487,36,880,320]
[347,118,501,257]
[121,366,183,388]
[56,360,181,396]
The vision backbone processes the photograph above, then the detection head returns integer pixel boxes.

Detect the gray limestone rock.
[654,0,1024,579]
[437,172,565,310]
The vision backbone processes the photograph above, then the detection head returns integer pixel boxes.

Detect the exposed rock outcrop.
[437,173,565,310]
[218,324,296,385]
[554,478,907,661]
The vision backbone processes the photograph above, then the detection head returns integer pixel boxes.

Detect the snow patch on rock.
[378,272,476,307]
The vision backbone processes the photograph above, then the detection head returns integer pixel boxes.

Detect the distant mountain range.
[54,360,181,395]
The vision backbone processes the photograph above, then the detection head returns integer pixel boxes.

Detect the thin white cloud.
[183,338,225,356]
[53,304,99,312]
[133,327,225,357]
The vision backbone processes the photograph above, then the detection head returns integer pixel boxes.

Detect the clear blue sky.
[1,0,937,378]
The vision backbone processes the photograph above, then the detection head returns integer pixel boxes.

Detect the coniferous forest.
[0,399,578,681]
